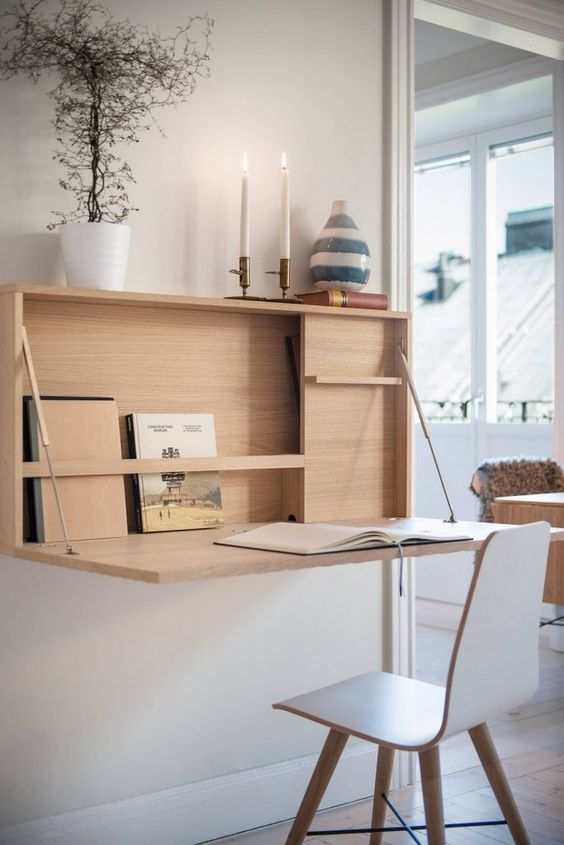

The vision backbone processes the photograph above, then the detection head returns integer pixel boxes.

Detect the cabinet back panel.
[304,314,395,378]
[23,301,300,525]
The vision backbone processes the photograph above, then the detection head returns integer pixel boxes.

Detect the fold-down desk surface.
[2,517,563,584]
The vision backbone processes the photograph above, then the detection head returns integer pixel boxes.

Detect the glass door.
[414,116,555,603]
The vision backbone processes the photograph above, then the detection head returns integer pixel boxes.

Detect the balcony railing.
[421,399,554,423]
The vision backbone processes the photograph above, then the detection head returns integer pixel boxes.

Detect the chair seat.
[274,671,446,751]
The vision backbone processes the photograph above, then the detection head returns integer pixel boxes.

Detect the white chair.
[273,522,550,845]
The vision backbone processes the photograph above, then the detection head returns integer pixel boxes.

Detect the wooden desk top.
[2,518,563,584]
[494,493,564,507]
[492,495,564,604]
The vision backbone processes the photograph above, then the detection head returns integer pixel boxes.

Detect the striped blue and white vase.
[309,200,371,291]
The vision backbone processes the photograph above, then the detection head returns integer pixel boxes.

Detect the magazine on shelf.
[127,412,223,533]
[215,519,471,555]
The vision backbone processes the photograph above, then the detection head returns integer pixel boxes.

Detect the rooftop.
[414,249,554,417]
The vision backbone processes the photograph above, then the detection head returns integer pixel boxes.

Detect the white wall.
[0,1,387,842]
[0,556,385,843]
[0,0,384,298]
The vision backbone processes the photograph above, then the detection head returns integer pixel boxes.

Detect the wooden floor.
[204,612,564,845]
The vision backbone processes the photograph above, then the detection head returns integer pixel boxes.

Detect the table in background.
[492,493,564,604]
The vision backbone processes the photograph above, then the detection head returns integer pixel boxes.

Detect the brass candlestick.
[266,258,302,303]
[225,257,267,301]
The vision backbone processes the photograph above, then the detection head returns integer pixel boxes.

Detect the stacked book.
[298,290,389,310]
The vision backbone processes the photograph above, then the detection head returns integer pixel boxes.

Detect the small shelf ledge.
[21,454,305,478]
[305,375,402,386]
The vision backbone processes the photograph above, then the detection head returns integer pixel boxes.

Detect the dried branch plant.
[0,0,213,225]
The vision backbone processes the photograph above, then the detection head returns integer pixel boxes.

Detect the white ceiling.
[415,19,486,65]
[416,75,552,147]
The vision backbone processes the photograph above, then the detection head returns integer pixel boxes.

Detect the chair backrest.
[440,522,550,739]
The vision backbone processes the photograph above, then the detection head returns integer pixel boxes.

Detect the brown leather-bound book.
[24,397,128,543]
[297,290,389,309]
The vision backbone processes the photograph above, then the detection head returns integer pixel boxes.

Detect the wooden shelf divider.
[304,375,402,386]
[22,454,306,478]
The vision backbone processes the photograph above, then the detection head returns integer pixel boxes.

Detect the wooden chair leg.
[469,723,531,845]
[284,728,348,845]
[419,745,445,845]
[369,745,395,845]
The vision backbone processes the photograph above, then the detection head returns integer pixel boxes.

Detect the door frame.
[382,0,564,787]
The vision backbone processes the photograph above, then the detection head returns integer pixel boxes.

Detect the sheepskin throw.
[470,457,564,522]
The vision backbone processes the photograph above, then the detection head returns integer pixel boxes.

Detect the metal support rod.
[382,793,422,844]
[308,792,507,837]
[21,326,79,555]
[397,341,457,523]
[308,820,508,835]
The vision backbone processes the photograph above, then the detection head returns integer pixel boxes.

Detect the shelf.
[305,375,402,386]
[0,285,411,320]
[21,454,306,478]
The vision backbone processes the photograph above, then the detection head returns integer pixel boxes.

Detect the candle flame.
[281,151,288,170]
[242,152,248,173]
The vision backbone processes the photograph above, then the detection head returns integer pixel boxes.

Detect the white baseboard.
[0,744,376,845]
[416,598,463,632]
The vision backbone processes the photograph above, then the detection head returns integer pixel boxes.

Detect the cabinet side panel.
[394,318,411,517]
[302,314,400,522]
[0,292,23,547]
[282,468,305,522]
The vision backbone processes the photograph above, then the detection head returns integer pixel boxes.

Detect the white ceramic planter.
[60,221,131,290]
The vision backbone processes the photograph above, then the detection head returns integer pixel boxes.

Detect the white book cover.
[128,413,223,533]
[215,519,471,555]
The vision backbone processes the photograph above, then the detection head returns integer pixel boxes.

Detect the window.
[492,134,554,422]
[414,119,554,425]
[414,152,471,421]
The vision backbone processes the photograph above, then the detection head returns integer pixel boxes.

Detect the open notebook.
[215,520,472,556]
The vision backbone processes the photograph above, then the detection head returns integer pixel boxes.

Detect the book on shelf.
[126,413,224,533]
[23,396,128,543]
[215,519,471,555]
[297,290,389,310]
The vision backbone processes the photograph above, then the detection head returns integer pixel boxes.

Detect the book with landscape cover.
[127,413,223,533]
[298,290,389,310]
[23,397,128,543]
[215,519,471,555]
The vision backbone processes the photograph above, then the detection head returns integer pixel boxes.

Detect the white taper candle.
[280,152,290,259]
[240,152,250,257]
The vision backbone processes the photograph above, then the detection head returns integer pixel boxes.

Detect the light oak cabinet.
[0,285,411,582]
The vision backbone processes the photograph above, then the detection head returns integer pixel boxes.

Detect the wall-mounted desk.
[0,284,413,577]
[493,493,564,604]
[2,518,563,584]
